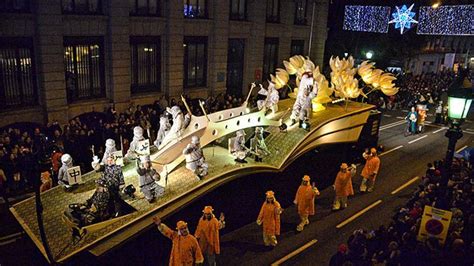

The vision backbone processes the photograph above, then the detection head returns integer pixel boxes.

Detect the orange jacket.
[40,180,52,193]
[334,171,354,197]
[158,224,204,266]
[194,216,222,255]
[51,152,63,173]
[361,155,380,181]
[294,185,318,216]
[257,201,282,236]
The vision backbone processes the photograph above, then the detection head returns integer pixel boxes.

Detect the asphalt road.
[216,108,474,266]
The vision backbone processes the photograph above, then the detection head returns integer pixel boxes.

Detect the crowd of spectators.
[0,93,246,199]
[330,157,473,266]
[370,71,455,111]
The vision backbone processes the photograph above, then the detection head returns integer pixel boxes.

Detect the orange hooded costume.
[257,191,282,236]
[334,165,354,197]
[294,175,319,216]
[194,206,224,256]
[158,221,204,266]
[361,150,380,181]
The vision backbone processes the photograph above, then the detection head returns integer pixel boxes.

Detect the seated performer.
[257,81,280,114]
[183,135,208,179]
[231,130,249,163]
[63,178,114,227]
[136,155,164,203]
[251,127,270,162]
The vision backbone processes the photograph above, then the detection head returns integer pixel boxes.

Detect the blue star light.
[389,4,418,34]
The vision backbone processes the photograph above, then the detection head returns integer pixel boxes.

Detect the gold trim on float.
[9,207,50,264]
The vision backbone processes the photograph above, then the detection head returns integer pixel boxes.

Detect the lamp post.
[441,73,473,195]
[365,51,374,60]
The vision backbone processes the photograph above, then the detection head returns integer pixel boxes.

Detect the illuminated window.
[184,37,207,88]
[130,0,160,16]
[184,0,207,19]
[230,0,246,20]
[62,0,102,14]
[266,0,280,23]
[263,38,278,81]
[0,0,30,13]
[130,36,161,94]
[294,0,307,25]
[0,38,37,110]
[64,37,105,102]
[290,40,305,56]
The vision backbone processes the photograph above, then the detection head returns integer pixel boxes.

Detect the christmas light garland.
[343,5,391,33]
[343,4,473,36]
[417,5,474,36]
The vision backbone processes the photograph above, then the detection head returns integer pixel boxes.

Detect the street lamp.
[448,86,473,125]
[365,51,374,59]
[441,72,473,200]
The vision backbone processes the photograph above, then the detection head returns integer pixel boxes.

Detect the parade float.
[10,55,398,263]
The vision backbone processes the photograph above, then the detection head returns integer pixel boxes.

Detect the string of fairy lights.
[343,5,391,33]
[343,4,474,36]
[417,5,474,36]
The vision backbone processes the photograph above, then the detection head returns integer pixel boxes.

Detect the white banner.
[137,139,150,156]
[67,166,82,185]
[444,53,455,69]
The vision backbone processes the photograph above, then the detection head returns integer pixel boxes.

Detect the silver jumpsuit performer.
[136,155,164,203]
[183,136,208,179]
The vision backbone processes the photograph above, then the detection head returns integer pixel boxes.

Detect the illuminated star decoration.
[389,4,418,34]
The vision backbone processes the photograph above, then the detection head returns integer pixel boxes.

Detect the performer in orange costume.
[257,191,283,247]
[360,148,381,192]
[294,175,320,231]
[153,217,204,266]
[194,206,225,266]
[332,163,355,210]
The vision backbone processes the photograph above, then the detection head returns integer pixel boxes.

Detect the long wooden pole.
[308,0,316,57]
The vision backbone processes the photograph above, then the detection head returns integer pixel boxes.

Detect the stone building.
[0,0,328,127]
[406,36,474,75]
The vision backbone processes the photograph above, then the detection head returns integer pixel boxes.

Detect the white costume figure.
[257,82,280,114]
[58,154,73,187]
[232,129,249,163]
[291,72,318,128]
[183,136,208,179]
[161,106,185,147]
[136,156,164,203]
[184,113,192,129]
[251,127,270,162]
[154,115,171,147]
[126,126,145,160]
[102,139,117,164]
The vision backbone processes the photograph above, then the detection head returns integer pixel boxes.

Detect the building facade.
[0,0,328,127]
[406,36,474,75]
